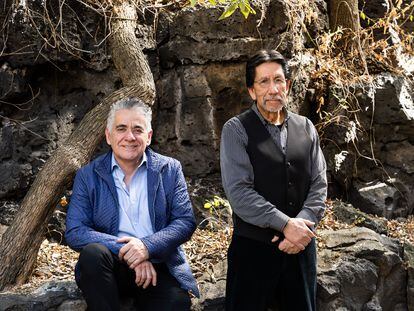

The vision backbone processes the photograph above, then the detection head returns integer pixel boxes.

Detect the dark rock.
[158,1,292,68]
[332,200,388,234]
[324,74,414,218]
[46,210,67,244]
[186,175,230,227]
[0,281,82,311]
[0,161,32,200]
[192,261,226,311]
[359,0,390,20]
[0,63,29,100]
[373,74,414,125]
[288,52,317,115]
[350,180,408,218]
[4,0,109,68]
[153,63,251,176]
[317,227,408,310]
[0,120,14,160]
[405,242,414,311]
[0,280,136,311]
[384,141,414,174]
[0,63,119,199]
[0,201,19,225]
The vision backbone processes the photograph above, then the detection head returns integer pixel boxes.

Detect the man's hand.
[282,218,315,250]
[117,236,149,269]
[271,236,302,254]
[134,261,157,289]
[278,238,302,254]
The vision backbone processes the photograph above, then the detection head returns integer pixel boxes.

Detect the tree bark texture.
[0,1,155,290]
[329,0,360,32]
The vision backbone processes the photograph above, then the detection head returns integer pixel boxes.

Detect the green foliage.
[190,0,256,20]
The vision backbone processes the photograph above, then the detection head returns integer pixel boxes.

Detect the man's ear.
[105,128,111,146]
[248,87,257,101]
[285,80,291,94]
[147,130,153,146]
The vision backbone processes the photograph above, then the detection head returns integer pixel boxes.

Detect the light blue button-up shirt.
[111,153,154,239]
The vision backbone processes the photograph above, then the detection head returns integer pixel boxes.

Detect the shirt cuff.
[296,208,319,228]
[270,211,290,233]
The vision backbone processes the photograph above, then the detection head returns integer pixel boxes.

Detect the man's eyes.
[116,127,143,133]
[259,78,285,84]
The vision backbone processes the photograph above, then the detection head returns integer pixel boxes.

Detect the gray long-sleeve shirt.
[220,104,327,233]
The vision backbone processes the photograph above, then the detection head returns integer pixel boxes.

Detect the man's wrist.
[281,217,291,233]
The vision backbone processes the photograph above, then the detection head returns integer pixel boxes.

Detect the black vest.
[233,108,313,244]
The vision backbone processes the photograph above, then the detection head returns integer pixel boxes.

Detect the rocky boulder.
[317,227,410,310]
[325,73,414,219]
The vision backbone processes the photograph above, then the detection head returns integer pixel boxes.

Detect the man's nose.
[268,81,279,94]
[125,129,136,140]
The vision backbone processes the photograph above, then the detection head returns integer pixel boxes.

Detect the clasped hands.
[117,236,156,289]
[272,218,315,255]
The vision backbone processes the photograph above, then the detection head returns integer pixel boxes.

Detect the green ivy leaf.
[218,3,238,20]
[190,0,197,7]
[208,0,217,5]
[410,15,413,22]
[360,11,366,20]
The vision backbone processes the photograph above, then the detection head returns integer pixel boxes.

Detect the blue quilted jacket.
[65,149,199,297]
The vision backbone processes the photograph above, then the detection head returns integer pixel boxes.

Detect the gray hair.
[106,98,152,132]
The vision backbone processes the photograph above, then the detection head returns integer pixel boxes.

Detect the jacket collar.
[94,148,164,229]
[94,148,163,176]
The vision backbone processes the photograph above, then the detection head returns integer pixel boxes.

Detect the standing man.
[220,50,327,311]
[66,98,199,311]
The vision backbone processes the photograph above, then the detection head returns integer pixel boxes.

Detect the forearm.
[65,224,122,254]
[225,183,290,232]
[141,216,196,260]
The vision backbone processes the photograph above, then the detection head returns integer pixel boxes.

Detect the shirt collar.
[111,152,147,172]
[251,103,290,126]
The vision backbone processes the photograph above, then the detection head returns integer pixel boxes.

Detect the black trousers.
[225,235,316,311]
[77,243,191,311]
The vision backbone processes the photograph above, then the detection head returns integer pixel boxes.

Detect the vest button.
[289,202,294,206]
[286,162,291,167]
[288,181,293,187]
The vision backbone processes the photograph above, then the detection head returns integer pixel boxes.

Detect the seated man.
[65,98,199,311]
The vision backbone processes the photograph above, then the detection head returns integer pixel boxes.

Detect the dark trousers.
[77,243,191,311]
[225,235,316,311]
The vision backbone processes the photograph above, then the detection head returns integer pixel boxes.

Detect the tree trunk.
[0,1,155,290]
[328,0,368,73]
[329,0,359,32]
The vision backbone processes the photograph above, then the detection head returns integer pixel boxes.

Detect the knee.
[78,243,113,275]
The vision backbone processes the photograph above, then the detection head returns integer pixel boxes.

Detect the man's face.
[105,109,152,165]
[248,62,290,114]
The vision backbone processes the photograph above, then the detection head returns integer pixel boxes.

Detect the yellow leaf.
[410,15,413,22]
[239,2,249,19]
[360,11,366,20]
[204,202,212,209]
[218,3,238,20]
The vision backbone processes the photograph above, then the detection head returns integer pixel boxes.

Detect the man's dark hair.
[245,50,290,88]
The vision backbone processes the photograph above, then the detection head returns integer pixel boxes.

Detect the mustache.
[264,96,285,101]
